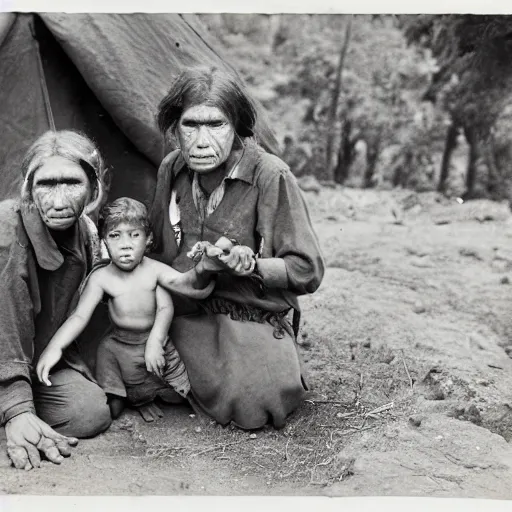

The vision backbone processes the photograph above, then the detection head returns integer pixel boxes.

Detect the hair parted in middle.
[98,197,152,238]
[157,66,257,139]
[20,129,106,215]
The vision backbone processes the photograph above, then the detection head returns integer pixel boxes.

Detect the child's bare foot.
[108,395,125,419]
[137,401,164,422]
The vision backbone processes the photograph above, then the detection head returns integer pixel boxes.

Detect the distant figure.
[282,134,309,176]
[346,139,368,187]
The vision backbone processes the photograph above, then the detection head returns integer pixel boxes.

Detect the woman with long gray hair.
[0,130,112,470]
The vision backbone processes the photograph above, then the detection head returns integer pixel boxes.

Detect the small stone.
[413,301,426,314]
[363,340,371,348]
[476,446,480,451]
[189,414,196,418]
[249,433,257,439]
[501,276,510,285]
[409,415,422,427]
[194,426,202,433]
[477,379,489,386]
[435,435,443,441]
[454,405,465,417]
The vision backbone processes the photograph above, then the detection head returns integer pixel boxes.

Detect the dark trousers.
[33,368,112,438]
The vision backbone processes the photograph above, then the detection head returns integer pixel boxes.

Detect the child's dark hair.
[98,197,152,238]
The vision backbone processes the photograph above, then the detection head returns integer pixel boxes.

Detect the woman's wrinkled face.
[177,104,235,173]
[31,156,92,231]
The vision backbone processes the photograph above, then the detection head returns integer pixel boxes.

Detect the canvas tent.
[0,13,279,205]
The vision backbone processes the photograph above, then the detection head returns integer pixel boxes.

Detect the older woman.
[0,130,112,470]
[150,66,324,429]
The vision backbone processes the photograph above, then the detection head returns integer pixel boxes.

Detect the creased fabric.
[0,199,108,426]
[150,143,325,429]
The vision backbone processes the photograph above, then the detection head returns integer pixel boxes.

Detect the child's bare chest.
[103,268,158,304]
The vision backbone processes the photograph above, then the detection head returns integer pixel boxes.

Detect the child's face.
[103,221,150,271]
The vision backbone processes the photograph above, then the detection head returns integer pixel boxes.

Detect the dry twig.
[400,349,414,391]
[305,399,351,406]
[190,439,249,457]
[365,402,394,417]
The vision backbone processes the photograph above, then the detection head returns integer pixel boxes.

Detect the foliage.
[402,15,512,200]
[198,14,512,199]
[403,15,512,133]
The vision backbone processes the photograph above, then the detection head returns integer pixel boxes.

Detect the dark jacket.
[0,200,103,426]
[149,141,325,321]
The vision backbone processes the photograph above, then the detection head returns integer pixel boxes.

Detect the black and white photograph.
[1,5,512,503]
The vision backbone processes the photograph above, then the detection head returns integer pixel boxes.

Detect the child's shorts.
[95,327,190,406]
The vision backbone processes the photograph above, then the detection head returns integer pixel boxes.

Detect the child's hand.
[145,341,166,378]
[36,347,64,386]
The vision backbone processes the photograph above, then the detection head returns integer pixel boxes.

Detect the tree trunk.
[437,123,458,194]
[333,118,354,184]
[392,152,412,188]
[364,137,381,188]
[484,134,505,200]
[269,14,285,52]
[325,16,352,179]
[463,126,488,200]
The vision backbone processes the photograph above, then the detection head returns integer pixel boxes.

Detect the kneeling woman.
[150,66,325,429]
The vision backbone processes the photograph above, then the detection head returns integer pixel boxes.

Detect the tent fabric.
[34,15,157,206]
[0,13,15,47]
[0,13,279,204]
[0,14,50,201]
[40,13,229,167]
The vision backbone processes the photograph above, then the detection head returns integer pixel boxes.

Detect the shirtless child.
[36,197,224,421]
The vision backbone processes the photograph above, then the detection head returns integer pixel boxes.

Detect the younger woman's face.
[31,156,92,231]
[177,104,235,174]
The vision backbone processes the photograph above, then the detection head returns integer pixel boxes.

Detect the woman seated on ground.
[150,66,325,430]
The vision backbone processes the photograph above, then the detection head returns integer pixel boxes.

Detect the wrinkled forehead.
[32,156,89,184]
[180,104,231,125]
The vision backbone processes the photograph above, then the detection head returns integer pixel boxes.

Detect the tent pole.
[31,18,56,131]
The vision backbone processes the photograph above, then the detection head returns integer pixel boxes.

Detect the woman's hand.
[5,412,78,470]
[218,244,256,277]
[36,346,63,386]
[188,237,256,277]
[188,238,232,273]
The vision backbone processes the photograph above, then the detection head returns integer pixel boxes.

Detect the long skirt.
[171,310,306,429]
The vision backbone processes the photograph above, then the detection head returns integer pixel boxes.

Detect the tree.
[325,16,352,179]
[403,15,512,199]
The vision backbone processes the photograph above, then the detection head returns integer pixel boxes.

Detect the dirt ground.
[2,186,512,497]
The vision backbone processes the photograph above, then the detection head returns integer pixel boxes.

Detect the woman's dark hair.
[157,66,257,138]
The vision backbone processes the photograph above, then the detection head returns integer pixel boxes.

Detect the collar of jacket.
[172,140,263,186]
[19,203,82,271]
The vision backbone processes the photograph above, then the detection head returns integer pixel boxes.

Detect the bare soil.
[2,187,512,497]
